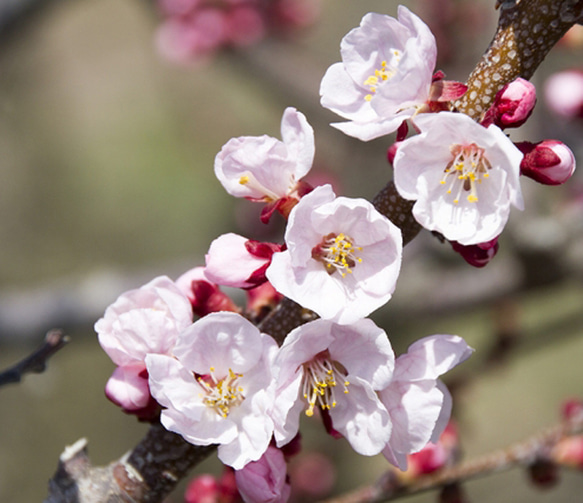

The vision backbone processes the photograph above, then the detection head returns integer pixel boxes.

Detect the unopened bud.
[482,77,536,128]
[450,237,499,268]
[528,458,559,488]
[518,140,576,186]
[562,398,583,421]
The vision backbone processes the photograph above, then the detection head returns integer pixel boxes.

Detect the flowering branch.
[0,329,69,388]
[43,1,583,502]
[321,411,583,503]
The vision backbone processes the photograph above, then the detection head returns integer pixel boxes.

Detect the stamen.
[312,233,363,277]
[363,60,397,101]
[238,172,288,202]
[301,352,350,417]
[440,143,492,204]
[198,367,245,418]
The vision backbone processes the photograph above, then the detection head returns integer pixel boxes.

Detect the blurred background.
[0,0,583,501]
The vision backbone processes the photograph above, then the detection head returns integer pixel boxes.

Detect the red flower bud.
[518,140,576,186]
[482,78,536,129]
[450,237,499,268]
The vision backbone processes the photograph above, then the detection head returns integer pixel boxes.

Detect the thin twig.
[0,329,70,388]
[321,413,583,503]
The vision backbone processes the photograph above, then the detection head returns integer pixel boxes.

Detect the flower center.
[312,232,363,277]
[301,351,350,417]
[239,172,290,202]
[363,52,401,102]
[440,143,492,204]
[198,367,245,418]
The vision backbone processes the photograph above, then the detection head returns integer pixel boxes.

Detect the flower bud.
[481,77,536,128]
[562,398,583,421]
[450,237,499,268]
[518,140,576,186]
[528,458,560,488]
[235,446,291,503]
[104,365,160,421]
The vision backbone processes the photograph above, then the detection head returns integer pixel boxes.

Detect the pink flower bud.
[562,398,583,421]
[545,70,583,119]
[481,78,536,128]
[518,140,576,186]
[205,233,282,289]
[235,446,291,503]
[450,237,499,268]
[104,365,160,421]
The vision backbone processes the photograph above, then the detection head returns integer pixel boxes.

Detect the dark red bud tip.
[519,140,576,186]
[450,237,499,267]
[528,459,560,488]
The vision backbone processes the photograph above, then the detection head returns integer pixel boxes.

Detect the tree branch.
[321,411,583,503]
[0,329,69,388]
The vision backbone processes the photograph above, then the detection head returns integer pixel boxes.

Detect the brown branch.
[0,329,69,388]
[457,0,583,120]
[321,412,583,503]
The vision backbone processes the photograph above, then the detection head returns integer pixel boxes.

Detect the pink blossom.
[518,140,576,186]
[235,445,291,503]
[481,77,536,129]
[378,335,473,469]
[272,318,395,456]
[320,6,437,141]
[266,184,402,324]
[95,276,193,416]
[146,311,278,469]
[214,107,314,221]
[205,233,282,289]
[393,111,524,245]
[545,70,583,119]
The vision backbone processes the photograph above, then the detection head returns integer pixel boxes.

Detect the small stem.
[0,329,69,388]
[322,414,583,503]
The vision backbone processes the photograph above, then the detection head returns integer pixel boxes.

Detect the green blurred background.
[0,0,583,501]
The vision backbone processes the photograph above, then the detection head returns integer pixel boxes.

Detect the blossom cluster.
[156,0,321,64]
[94,4,576,502]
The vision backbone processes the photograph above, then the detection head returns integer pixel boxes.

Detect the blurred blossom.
[156,0,321,63]
[289,452,336,498]
[544,70,583,119]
